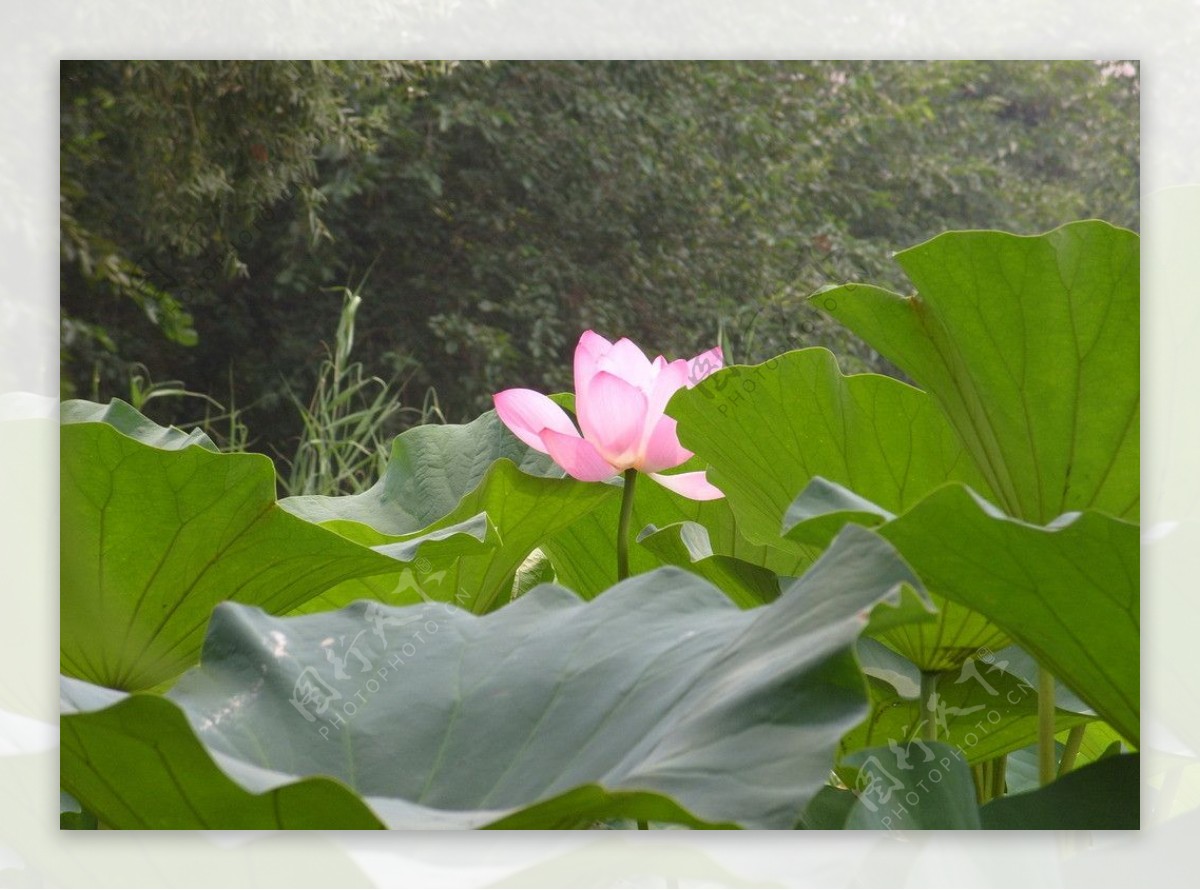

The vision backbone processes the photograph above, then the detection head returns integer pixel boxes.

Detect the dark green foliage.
[60,61,1138,462]
[60,60,439,433]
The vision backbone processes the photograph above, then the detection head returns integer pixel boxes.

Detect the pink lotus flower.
[494,331,724,500]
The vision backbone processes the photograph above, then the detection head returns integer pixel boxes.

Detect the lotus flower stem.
[919,671,939,741]
[1058,725,1085,777]
[990,753,1008,798]
[971,763,986,803]
[617,469,638,582]
[1038,665,1056,785]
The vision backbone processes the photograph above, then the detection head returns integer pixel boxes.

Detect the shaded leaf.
[844,741,981,829]
[637,521,781,608]
[979,754,1139,829]
[842,657,1091,766]
[796,785,858,830]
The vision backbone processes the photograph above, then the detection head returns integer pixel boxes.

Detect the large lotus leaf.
[878,484,1139,746]
[667,347,992,552]
[815,221,1139,524]
[61,525,921,830]
[281,412,617,614]
[61,402,404,691]
[843,741,981,830]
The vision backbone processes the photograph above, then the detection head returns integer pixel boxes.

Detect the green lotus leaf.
[61,525,919,830]
[280,411,617,614]
[666,349,999,666]
[979,753,1139,829]
[636,521,781,608]
[59,678,386,828]
[879,484,1139,746]
[668,347,992,549]
[815,221,1138,524]
[61,401,404,691]
[843,741,981,830]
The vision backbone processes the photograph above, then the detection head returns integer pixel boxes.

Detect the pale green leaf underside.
[843,742,981,829]
[61,398,217,451]
[62,526,919,830]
